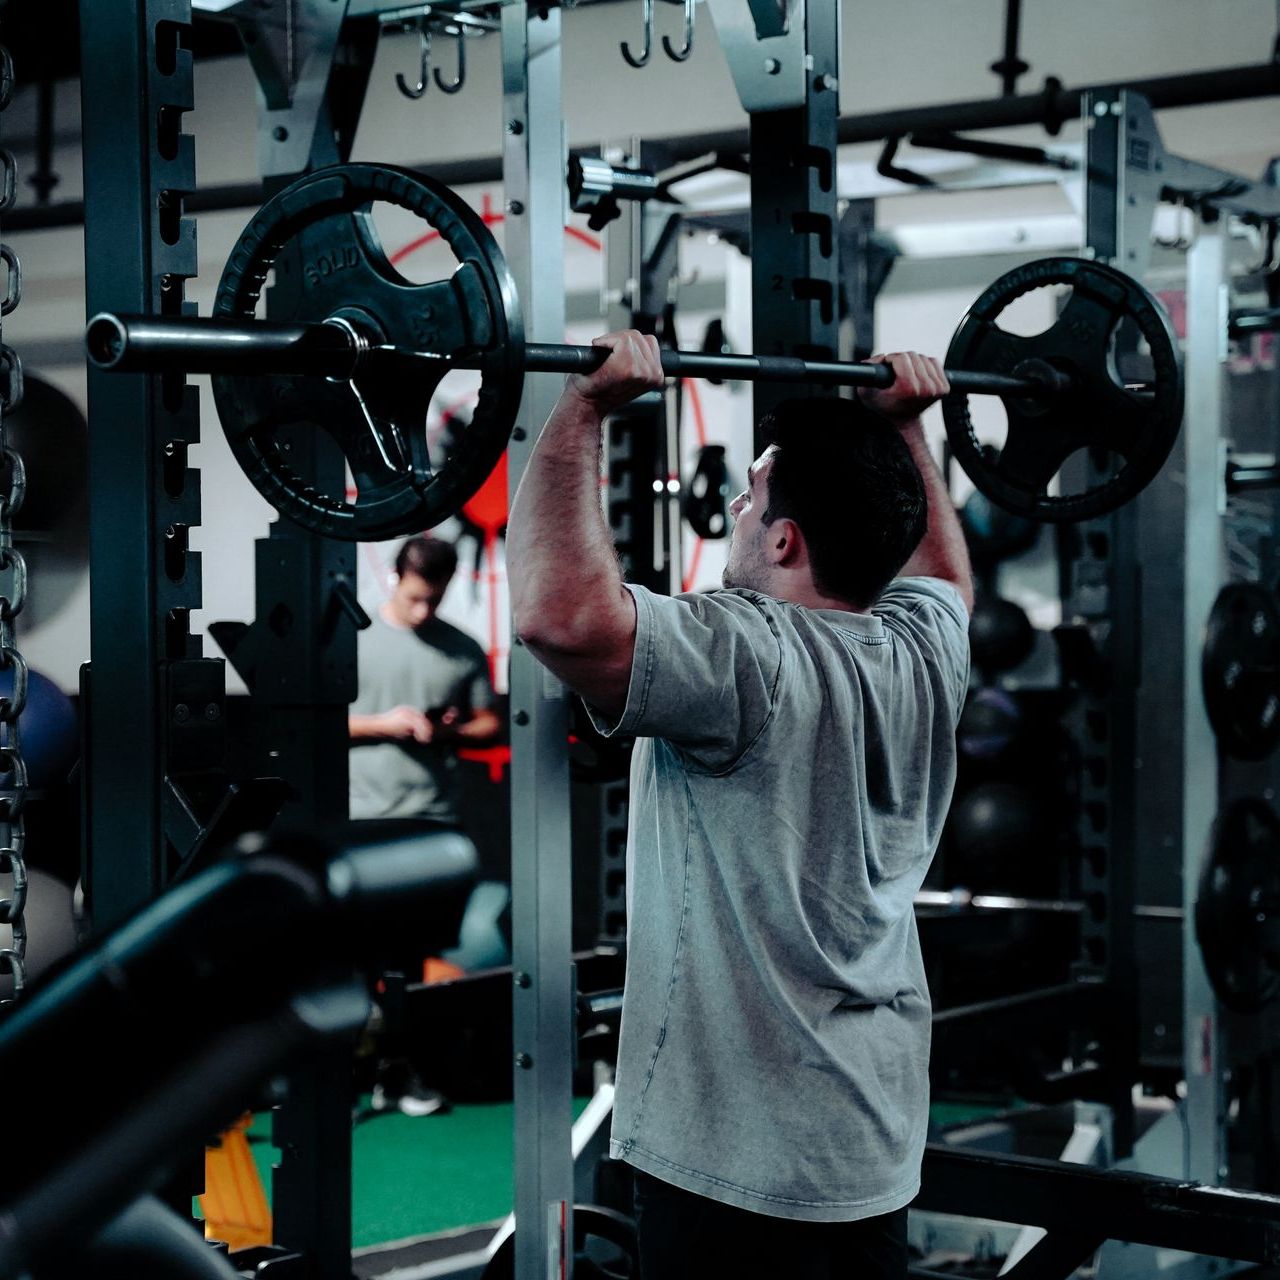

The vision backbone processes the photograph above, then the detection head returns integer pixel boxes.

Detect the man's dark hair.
[395,535,458,584]
[758,396,928,608]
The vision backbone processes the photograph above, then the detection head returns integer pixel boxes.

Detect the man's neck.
[768,573,866,615]
[380,602,412,630]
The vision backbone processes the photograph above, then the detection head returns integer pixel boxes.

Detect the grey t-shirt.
[349,613,494,823]
[587,576,969,1222]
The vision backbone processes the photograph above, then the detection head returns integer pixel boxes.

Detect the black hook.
[395,26,431,100]
[662,0,694,62]
[433,27,467,94]
[621,0,654,68]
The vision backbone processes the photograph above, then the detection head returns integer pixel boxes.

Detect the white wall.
[4,0,1278,689]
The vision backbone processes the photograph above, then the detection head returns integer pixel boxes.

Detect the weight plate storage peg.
[943,257,1183,523]
[212,163,524,541]
[1196,797,1280,1013]
[1202,582,1280,761]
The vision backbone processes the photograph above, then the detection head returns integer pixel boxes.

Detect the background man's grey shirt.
[587,577,970,1221]
[349,614,494,823]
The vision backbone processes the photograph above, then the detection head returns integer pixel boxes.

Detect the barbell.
[83,162,1184,542]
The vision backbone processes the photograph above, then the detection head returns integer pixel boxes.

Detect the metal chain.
[0,28,28,1006]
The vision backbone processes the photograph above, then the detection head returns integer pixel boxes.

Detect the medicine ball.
[950,781,1042,864]
[957,688,1023,763]
[959,475,1039,569]
[969,592,1036,678]
[0,374,90,626]
[2,375,88,536]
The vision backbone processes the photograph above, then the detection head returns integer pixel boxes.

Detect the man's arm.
[507,331,664,720]
[432,705,503,746]
[860,352,975,614]
[348,706,433,743]
[897,422,975,612]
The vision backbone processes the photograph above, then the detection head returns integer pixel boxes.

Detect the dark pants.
[633,1170,909,1280]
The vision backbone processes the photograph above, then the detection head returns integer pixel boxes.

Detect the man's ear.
[769,518,806,568]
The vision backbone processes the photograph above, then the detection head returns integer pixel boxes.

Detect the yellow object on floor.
[200,1113,272,1250]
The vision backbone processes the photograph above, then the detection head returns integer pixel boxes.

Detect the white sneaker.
[370,1074,449,1118]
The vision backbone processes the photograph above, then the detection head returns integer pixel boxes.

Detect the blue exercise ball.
[0,665,78,790]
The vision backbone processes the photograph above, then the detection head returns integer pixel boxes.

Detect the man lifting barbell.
[506,332,973,1280]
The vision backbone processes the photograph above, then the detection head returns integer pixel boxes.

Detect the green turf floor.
[209,1097,1015,1251]
[242,1098,591,1250]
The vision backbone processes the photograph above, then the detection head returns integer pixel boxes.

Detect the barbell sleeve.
[85,312,366,378]
[87,312,1072,399]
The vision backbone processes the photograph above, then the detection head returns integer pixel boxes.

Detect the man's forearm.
[898,420,975,610]
[448,709,502,745]
[507,391,631,646]
[348,714,383,741]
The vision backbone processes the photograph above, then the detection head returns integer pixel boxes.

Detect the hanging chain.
[0,32,29,1006]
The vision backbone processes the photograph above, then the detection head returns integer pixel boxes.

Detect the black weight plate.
[944,257,1183,524]
[684,444,731,540]
[212,164,524,541]
[1196,797,1280,1013]
[1202,583,1280,760]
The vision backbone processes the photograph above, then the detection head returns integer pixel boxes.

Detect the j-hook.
[662,0,695,62]
[396,24,431,99]
[433,26,467,93]
[621,0,655,68]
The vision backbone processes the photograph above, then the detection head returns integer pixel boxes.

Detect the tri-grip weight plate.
[212,163,524,541]
[943,257,1183,523]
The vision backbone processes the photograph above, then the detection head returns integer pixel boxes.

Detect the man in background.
[349,535,501,824]
[349,534,502,1115]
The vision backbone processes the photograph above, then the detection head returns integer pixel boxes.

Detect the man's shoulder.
[628,585,783,646]
[654,585,779,619]
[875,577,969,630]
